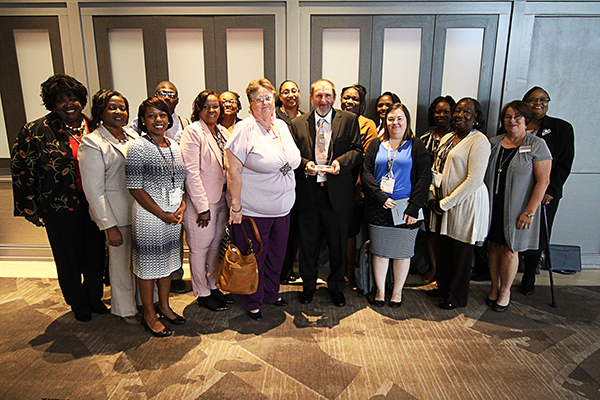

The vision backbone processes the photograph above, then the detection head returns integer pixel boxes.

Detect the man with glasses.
[129,81,190,293]
[290,79,363,307]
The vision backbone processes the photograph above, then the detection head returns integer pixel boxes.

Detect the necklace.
[495,146,518,195]
[65,119,86,144]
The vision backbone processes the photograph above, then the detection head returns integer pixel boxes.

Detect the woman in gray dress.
[484,100,551,312]
[126,97,187,336]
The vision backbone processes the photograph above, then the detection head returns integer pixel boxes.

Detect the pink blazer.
[180,120,230,214]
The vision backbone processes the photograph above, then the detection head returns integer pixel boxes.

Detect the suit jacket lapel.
[98,125,127,157]
[329,109,341,155]
[199,120,225,168]
[307,111,317,159]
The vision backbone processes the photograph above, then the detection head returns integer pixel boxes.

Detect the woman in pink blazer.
[180,90,233,311]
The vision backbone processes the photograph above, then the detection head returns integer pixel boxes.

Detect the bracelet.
[524,211,534,218]
[231,207,242,213]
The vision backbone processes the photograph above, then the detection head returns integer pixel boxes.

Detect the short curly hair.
[246,78,276,104]
[499,100,533,129]
[454,97,486,132]
[90,89,129,131]
[341,83,368,115]
[136,97,173,133]
[427,96,456,127]
[41,74,88,111]
[191,90,224,123]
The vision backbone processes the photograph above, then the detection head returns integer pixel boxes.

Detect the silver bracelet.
[524,211,534,218]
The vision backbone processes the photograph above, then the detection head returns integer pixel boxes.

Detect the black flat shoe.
[272,299,288,307]
[197,295,230,312]
[520,287,535,296]
[438,300,457,310]
[247,310,262,321]
[91,303,109,314]
[493,302,510,312]
[74,312,92,322]
[211,289,235,304]
[331,292,346,307]
[300,290,315,304]
[389,300,402,308]
[373,299,385,307]
[141,317,172,337]
[485,297,497,307]
[155,305,186,325]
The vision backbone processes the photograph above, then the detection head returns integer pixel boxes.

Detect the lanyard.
[386,140,405,179]
[146,135,175,189]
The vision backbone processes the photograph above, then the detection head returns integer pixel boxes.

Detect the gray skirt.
[369,224,418,259]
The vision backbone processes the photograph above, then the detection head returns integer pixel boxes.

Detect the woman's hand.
[106,226,123,247]
[517,212,533,230]
[160,211,181,225]
[24,214,44,227]
[383,198,397,209]
[174,200,186,224]
[542,193,553,206]
[428,199,443,215]
[229,207,242,225]
[404,215,418,225]
[197,210,210,228]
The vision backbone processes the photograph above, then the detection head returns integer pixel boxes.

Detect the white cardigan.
[431,129,491,244]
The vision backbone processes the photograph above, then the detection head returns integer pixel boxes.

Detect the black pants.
[43,197,106,315]
[436,235,474,307]
[298,185,352,294]
[520,199,560,291]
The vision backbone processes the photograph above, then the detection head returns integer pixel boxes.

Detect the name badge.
[380,177,395,193]
[519,145,532,153]
[432,171,443,188]
[169,188,182,207]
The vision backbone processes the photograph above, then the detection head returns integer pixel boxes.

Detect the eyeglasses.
[222,99,237,105]
[525,97,550,103]
[503,114,524,122]
[253,95,274,104]
[157,90,178,99]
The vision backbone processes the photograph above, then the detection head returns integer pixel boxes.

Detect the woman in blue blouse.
[362,103,431,307]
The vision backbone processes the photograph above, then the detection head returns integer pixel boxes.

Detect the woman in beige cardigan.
[79,89,139,323]
[427,97,491,309]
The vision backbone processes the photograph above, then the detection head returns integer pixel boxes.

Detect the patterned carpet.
[0,277,599,400]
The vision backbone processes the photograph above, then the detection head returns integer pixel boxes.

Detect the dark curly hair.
[136,97,173,133]
[41,74,88,111]
[454,97,486,132]
[427,95,456,127]
[191,90,224,123]
[341,83,368,115]
[499,100,533,129]
[220,90,242,112]
[381,103,414,142]
[90,89,129,131]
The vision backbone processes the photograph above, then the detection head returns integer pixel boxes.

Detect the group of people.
[10,73,573,337]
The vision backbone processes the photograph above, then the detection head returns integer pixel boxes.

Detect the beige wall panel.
[441,28,484,101]
[14,29,54,122]
[0,93,8,158]
[166,28,206,121]
[226,28,264,115]
[322,28,360,109]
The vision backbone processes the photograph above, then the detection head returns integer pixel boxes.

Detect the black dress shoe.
[91,303,109,314]
[438,300,457,310]
[170,279,187,294]
[300,290,315,304]
[74,312,92,322]
[247,310,262,321]
[520,286,535,296]
[198,295,230,312]
[211,289,234,304]
[425,288,443,298]
[485,297,497,307]
[331,292,346,307]
[493,302,510,312]
[141,317,172,337]
[272,299,288,307]
[389,300,402,308]
[373,299,385,307]
[155,305,186,325]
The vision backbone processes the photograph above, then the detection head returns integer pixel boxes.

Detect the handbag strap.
[233,216,263,257]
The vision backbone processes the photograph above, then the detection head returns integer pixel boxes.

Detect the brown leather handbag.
[216,216,262,295]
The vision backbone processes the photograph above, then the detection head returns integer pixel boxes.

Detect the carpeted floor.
[0,277,599,400]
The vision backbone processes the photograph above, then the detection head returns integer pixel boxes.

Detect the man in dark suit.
[290,79,363,307]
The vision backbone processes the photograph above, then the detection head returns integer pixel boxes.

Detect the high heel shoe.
[141,317,172,337]
[493,302,510,312]
[247,310,262,321]
[485,297,497,307]
[155,304,186,325]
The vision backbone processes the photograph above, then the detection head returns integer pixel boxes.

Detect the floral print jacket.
[11,113,88,216]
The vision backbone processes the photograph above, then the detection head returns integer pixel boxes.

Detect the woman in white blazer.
[427,97,491,309]
[180,90,232,312]
[79,89,139,323]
